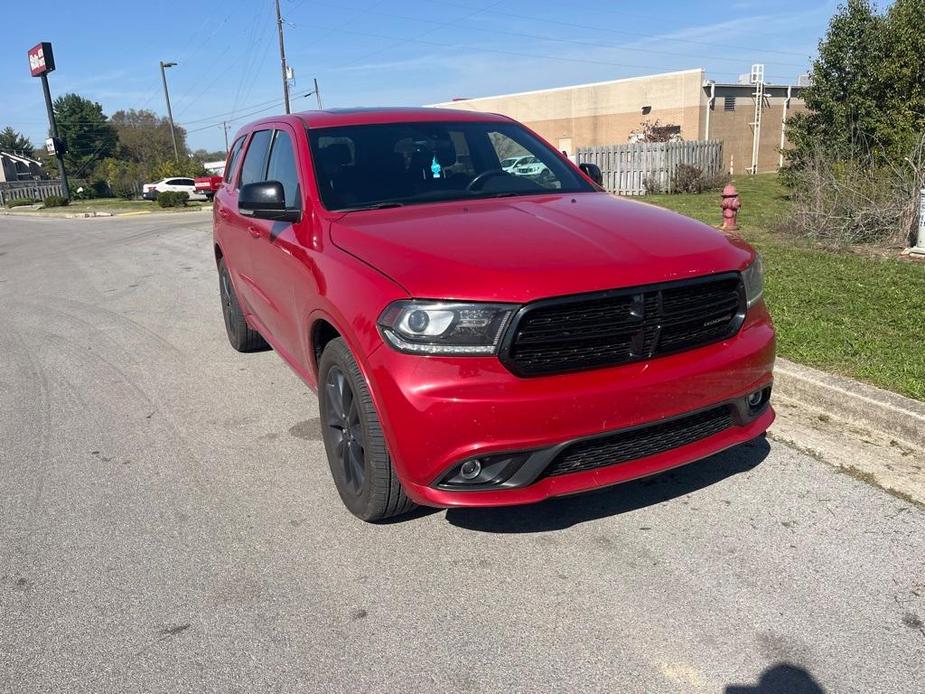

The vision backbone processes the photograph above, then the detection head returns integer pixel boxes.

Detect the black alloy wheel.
[317,338,415,521]
[324,366,366,495]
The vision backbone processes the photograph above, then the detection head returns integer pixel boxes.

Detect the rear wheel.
[218,258,268,352]
[318,338,415,521]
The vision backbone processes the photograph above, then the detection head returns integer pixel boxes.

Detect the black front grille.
[541,406,734,478]
[502,274,744,376]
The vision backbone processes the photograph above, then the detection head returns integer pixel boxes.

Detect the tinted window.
[178,178,194,186]
[265,130,301,210]
[308,121,592,211]
[239,130,272,187]
[224,136,246,183]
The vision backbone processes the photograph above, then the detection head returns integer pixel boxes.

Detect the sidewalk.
[771,358,925,505]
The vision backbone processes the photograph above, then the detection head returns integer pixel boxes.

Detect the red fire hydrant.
[721,184,741,231]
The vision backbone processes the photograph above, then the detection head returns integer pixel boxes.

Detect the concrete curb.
[0,206,211,219]
[773,357,925,449]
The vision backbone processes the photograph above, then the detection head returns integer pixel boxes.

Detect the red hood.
[329,192,754,303]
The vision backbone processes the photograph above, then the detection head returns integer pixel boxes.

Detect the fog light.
[460,459,482,480]
[747,391,764,407]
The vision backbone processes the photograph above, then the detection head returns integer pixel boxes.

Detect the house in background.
[0,151,45,182]
[429,68,807,174]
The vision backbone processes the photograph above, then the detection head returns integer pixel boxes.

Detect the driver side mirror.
[579,163,604,187]
[239,181,301,223]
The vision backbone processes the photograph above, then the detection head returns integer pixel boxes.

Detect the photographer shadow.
[726,662,825,693]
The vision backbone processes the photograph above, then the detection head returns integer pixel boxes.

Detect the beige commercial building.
[430,68,806,174]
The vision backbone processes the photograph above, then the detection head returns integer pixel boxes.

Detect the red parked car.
[212,108,774,521]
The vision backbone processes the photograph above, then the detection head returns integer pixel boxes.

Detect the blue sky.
[2,0,835,152]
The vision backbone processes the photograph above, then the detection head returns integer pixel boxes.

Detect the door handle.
[247,225,262,239]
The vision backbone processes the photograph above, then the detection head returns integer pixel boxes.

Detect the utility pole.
[40,67,68,195]
[275,0,291,114]
[160,61,180,162]
[313,78,323,109]
[222,121,230,151]
[27,42,69,200]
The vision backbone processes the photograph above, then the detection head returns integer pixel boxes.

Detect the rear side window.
[265,130,301,210]
[224,136,246,183]
[239,130,272,187]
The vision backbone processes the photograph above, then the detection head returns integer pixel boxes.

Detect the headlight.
[378,301,516,355]
[742,255,764,308]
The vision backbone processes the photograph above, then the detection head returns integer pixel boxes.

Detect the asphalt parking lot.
[1,212,923,693]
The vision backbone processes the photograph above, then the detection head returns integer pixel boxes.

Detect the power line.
[425,0,815,59]
[307,1,809,71]
[318,0,509,73]
[183,91,315,134]
[306,23,798,83]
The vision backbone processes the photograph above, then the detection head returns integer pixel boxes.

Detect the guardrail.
[576,140,724,196]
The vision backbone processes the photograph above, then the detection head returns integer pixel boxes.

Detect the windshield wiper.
[483,192,520,198]
[338,202,405,213]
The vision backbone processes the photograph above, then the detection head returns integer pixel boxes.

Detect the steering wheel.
[466,169,505,192]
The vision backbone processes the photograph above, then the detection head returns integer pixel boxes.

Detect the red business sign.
[28,42,55,77]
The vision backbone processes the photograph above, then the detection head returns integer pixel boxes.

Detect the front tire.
[318,338,415,521]
[218,258,268,352]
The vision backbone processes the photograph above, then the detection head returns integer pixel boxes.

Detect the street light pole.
[313,77,323,109]
[160,61,179,162]
[275,0,291,114]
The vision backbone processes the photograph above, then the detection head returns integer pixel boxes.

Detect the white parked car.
[141,177,207,201]
[500,155,532,173]
[512,156,551,178]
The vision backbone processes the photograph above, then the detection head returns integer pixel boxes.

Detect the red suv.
[213,108,774,521]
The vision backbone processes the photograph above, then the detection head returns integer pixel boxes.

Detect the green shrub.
[643,175,662,195]
[70,183,96,200]
[674,164,705,193]
[6,198,37,208]
[43,195,69,208]
[97,157,143,199]
[667,164,728,195]
[91,179,111,198]
[157,190,189,208]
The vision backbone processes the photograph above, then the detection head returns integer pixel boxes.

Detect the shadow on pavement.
[726,662,825,693]
[443,436,771,533]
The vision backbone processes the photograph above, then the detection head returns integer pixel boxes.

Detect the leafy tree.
[192,148,228,162]
[879,0,925,157]
[53,93,117,176]
[785,0,885,168]
[149,157,207,180]
[786,0,925,168]
[111,109,188,170]
[0,127,34,156]
[97,157,146,199]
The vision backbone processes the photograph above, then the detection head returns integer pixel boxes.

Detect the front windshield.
[308,121,595,211]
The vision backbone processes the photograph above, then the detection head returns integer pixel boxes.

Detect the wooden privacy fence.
[576,140,724,196]
[0,179,67,205]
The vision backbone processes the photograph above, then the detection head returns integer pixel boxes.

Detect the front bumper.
[366,303,776,508]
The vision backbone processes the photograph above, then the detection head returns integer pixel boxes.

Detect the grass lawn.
[6,198,207,215]
[645,174,925,401]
